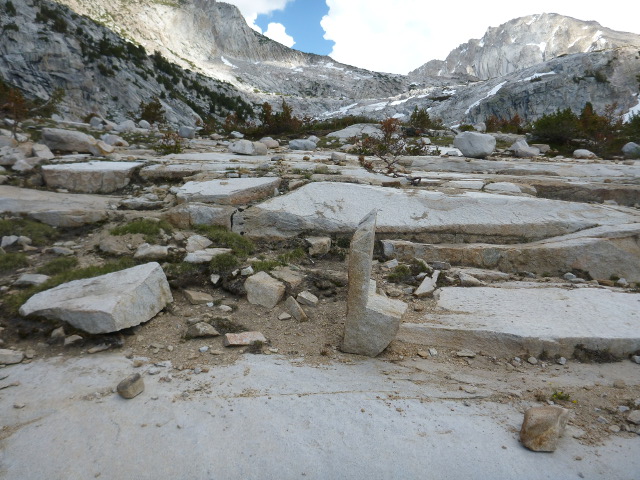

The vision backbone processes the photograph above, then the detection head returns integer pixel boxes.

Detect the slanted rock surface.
[19,263,173,334]
[176,177,281,205]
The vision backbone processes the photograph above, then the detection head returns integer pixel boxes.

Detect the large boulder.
[114,120,137,133]
[41,162,142,193]
[508,138,540,158]
[622,142,640,159]
[289,139,317,151]
[19,262,173,334]
[178,126,195,139]
[229,140,267,156]
[41,128,98,154]
[453,131,496,158]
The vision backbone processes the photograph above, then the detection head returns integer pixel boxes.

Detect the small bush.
[37,256,79,275]
[138,96,165,124]
[277,247,306,265]
[251,259,282,272]
[5,1,16,15]
[153,131,183,155]
[209,252,239,274]
[0,252,28,272]
[194,225,254,257]
[550,390,571,402]
[387,264,412,283]
[110,219,173,243]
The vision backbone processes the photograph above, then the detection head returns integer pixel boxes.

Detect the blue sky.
[255,0,334,55]
[228,0,640,74]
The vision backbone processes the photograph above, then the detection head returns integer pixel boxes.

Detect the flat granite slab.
[42,161,143,193]
[234,182,639,242]
[399,284,640,357]
[0,185,119,227]
[175,177,281,205]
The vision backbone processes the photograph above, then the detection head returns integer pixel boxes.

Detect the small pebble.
[613,379,626,389]
[596,416,609,424]
[199,346,209,353]
[13,403,25,409]
[527,356,538,365]
[428,348,438,357]
[609,425,621,433]
[557,357,567,365]
[631,355,640,365]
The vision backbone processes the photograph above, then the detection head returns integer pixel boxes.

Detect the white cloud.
[224,0,293,32]
[322,0,640,74]
[264,22,295,47]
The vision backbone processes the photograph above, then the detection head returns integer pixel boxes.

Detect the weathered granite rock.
[32,144,54,161]
[306,236,331,256]
[0,186,117,227]
[342,211,407,357]
[284,296,308,322]
[234,182,638,243]
[223,331,267,346]
[297,291,318,307]
[19,263,173,334]
[413,271,440,298]
[0,349,24,364]
[184,248,232,263]
[115,120,137,133]
[42,162,142,193]
[454,132,496,158]
[117,373,145,399]
[327,124,382,140]
[520,406,569,452]
[573,149,597,159]
[101,134,129,147]
[163,203,236,229]
[178,126,195,139]
[14,274,50,287]
[484,182,523,194]
[271,267,304,289]
[185,235,213,253]
[183,290,214,305]
[186,322,220,338]
[41,128,99,153]
[138,120,151,130]
[289,139,317,151]
[622,142,640,159]
[509,139,540,158]
[245,272,285,309]
[229,140,267,156]
[259,137,279,148]
[134,244,170,260]
[175,178,281,205]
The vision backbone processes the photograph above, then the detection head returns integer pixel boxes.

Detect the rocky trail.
[0,120,639,479]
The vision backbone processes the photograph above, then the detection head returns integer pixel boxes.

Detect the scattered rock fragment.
[64,335,83,347]
[117,373,145,399]
[627,411,640,425]
[297,291,319,307]
[520,406,569,452]
[183,290,214,305]
[223,332,267,347]
[456,350,476,358]
[186,322,220,339]
[284,296,308,322]
[0,349,24,365]
[306,236,331,256]
[244,272,286,309]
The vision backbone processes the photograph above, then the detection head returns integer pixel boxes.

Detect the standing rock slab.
[520,406,569,452]
[19,263,173,334]
[342,211,407,357]
[245,272,286,309]
[42,162,142,193]
[454,132,496,158]
[284,296,308,322]
[176,178,281,205]
[117,373,145,399]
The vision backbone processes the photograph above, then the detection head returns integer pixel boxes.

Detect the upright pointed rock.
[342,210,407,356]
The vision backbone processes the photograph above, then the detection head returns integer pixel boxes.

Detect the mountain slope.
[409,13,640,81]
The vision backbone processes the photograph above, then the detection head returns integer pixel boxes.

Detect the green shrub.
[387,264,412,283]
[138,96,166,124]
[5,1,16,15]
[153,131,183,155]
[194,225,254,257]
[0,252,28,272]
[251,259,282,272]
[531,108,579,145]
[37,256,79,275]
[209,252,239,274]
[277,247,306,265]
[0,218,58,246]
[110,219,173,243]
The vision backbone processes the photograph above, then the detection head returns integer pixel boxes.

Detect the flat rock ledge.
[19,262,173,334]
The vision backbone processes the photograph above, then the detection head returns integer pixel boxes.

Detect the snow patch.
[465,81,507,114]
[520,72,556,82]
[221,56,237,69]
[390,98,411,106]
[623,97,640,122]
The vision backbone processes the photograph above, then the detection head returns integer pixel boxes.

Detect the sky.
[226,0,640,75]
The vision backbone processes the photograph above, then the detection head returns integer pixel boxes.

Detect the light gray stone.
[297,291,318,307]
[64,335,83,347]
[271,267,305,289]
[622,142,640,159]
[117,373,145,399]
[176,178,281,205]
[484,182,522,194]
[223,332,267,346]
[453,132,496,158]
[259,137,279,149]
[138,120,151,130]
[245,272,286,309]
[134,244,170,260]
[520,406,569,452]
[185,235,213,253]
[284,296,308,322]
[458,272,485,287]
[327,124,382,140]
[413,271,440,298]
[628,410,640,425]
[178,126,195,139]
[183,248,233,264]
[509,139,540,158]
[101,134,129,147]
[89,117,104,129]
[41,128,98,153]
[164,203,236,230]
[115,120,137,133]
[342,211,407,357]
[306,236,331,256]
[183,290,214,305]
[573,149,597,159]
[42,162,142,193]
[32,144,54,161]
[19,263,173,334]
[186,322,220,339]
[0,349,24,364]
[229,139,267,156]
[289,139,317,151]
[14,274,50,287]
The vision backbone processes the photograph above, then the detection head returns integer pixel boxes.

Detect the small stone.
[596,416,609,424]
[199,346,209,353]
[297,290,319,307]
[613,379,626,389]
[218,305,233,313]
[210,274,221,286]
[306,236,331,256]
[147,367,161,375]
[632,355,640,365]
[13,403,26,409]
[417,350,430,358]
[278,312,292,321]
[64,335,83,347]
[618,406,630,413]
[431,261,451,270]
[210,350,224,356]
[50,326,66,340]
[609,425,621,433]
[117,373,145,399]
[563,272,577,281]
[557,357,567,365]
[186,322,220,339]
[528,356,538,365]
[88,344,110,354]
[628,410,640,425]
[428,348,438,357]
[456,350,476,358]
[223,332,267,347]
[24,349,35,359]
[284,296,308,322]
[183,289,214,305]
[463,386,477,394]
[241,266,254,276]
[132,359,146,368]
[520,406,569,452]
